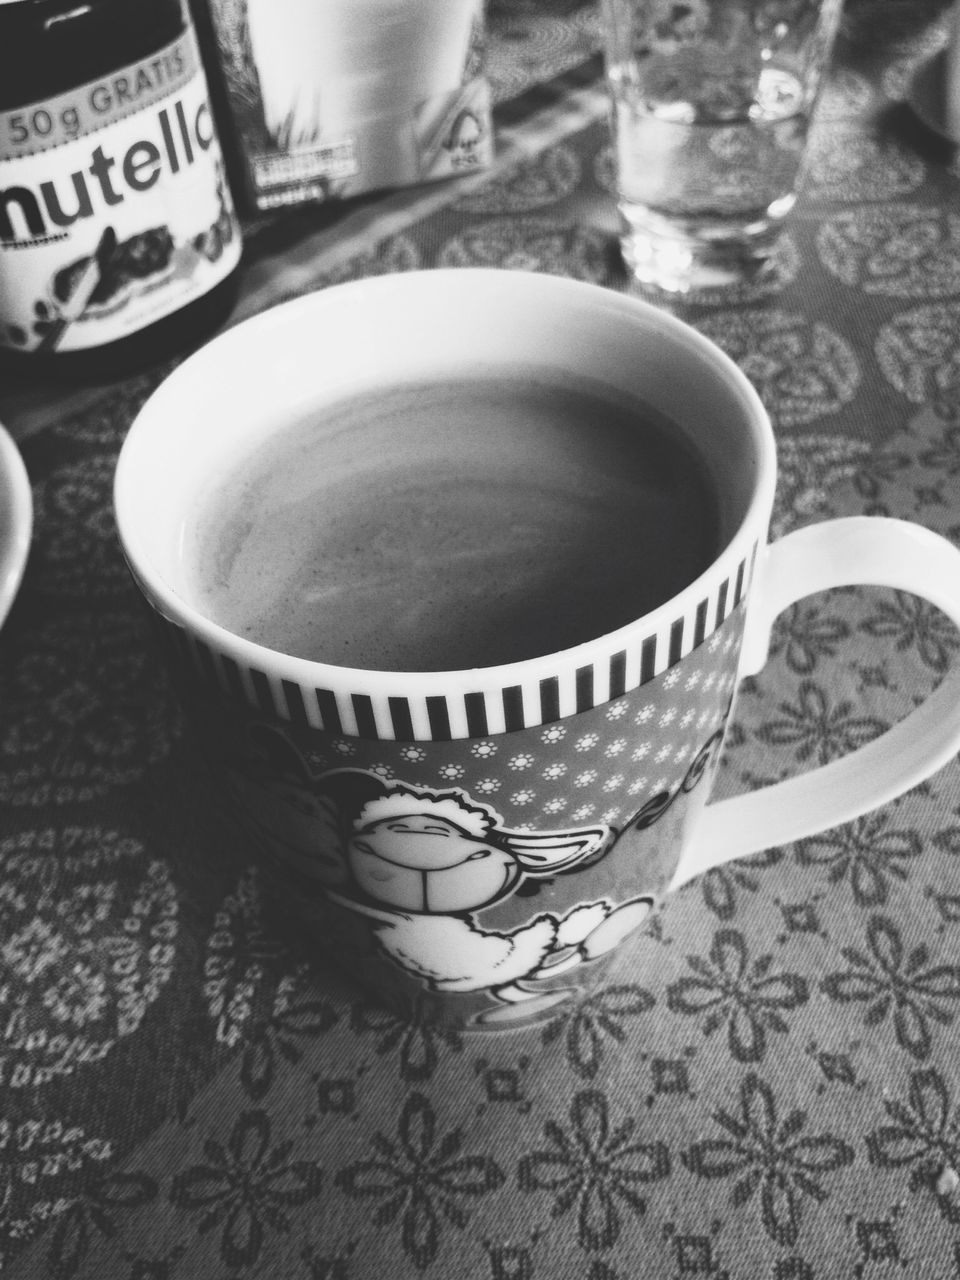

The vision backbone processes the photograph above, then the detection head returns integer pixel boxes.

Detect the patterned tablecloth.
[4,2,960,1276]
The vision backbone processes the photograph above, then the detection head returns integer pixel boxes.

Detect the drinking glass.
[599,0,844,293]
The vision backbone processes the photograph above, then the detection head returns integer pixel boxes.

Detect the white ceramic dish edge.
[0,422,32,628]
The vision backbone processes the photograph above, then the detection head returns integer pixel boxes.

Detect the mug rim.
[114,269,776,737]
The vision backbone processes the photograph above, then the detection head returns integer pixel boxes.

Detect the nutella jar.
[0,0,242,378]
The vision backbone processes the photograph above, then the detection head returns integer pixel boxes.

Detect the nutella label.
[0,30,240,353]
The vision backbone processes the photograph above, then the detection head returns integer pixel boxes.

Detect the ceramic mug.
[114,269,960,1029]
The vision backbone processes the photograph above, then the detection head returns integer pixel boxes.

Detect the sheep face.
[348,814,521,913]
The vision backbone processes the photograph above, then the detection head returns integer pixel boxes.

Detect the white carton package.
[207,0,492,210]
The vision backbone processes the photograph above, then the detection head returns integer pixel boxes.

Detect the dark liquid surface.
[190,373,721,670]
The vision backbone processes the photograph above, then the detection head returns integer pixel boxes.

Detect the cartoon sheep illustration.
[324,778,654,1003]
[224,725,658,1008]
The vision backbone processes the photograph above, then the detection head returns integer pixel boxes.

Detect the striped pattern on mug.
[146,545,757,742]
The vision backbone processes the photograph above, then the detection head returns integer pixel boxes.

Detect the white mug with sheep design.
[115,270,960,1029]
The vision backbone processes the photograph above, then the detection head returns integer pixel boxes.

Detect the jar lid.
[0,0,185,107]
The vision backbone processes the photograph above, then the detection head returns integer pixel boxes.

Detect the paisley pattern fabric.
[2,0,960,1274]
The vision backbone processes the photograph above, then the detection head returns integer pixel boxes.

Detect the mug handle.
[670,517,960,890]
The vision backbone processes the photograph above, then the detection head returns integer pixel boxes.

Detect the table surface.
[3,2,960,1276]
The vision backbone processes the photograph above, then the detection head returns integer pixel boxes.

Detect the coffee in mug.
[188,371,722,670]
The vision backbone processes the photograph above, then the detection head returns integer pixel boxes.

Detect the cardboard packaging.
[204,0,492,211]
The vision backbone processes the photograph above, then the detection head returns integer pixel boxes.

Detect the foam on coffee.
[188,370,721,671]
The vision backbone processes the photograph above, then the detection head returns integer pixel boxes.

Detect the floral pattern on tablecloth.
[3,1,960,1276]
